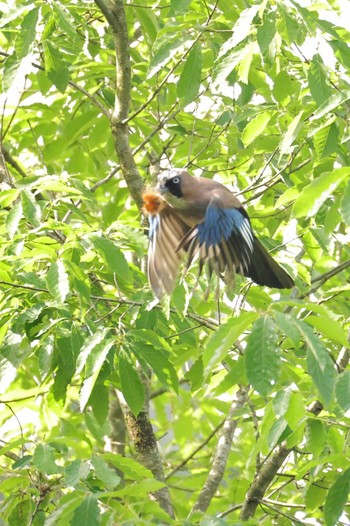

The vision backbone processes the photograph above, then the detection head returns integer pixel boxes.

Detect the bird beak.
[156,175,168,194]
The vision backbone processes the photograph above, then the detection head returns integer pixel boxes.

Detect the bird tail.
[245,238,294,289]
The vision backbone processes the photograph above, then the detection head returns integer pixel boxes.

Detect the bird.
[142,168,294,299]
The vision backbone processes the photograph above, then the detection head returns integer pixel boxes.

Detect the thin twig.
[191,387,247,514]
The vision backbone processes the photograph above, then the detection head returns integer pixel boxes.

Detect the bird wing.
[177,195,294,289]
[177,195,254,281]
[148,205,190,298]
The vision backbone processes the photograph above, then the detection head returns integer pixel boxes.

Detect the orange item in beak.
[142,191,165,216]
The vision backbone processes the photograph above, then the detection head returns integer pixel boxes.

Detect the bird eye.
[172,177,180,184]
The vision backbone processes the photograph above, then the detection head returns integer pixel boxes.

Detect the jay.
[143,169,294,299]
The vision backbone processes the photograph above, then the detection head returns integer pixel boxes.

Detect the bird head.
[157,169,186,199]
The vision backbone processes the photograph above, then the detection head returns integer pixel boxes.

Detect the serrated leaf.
[91,456,121,489]
[79,338,114,411]
[278,3,299,45]
[242,111,271,147]
[171,0,192,14]
[237,41,256,84]
[6,202,23,239]
[293,320,336,405]
[273,312,301,347]
[71,494,99,526]
[21,189,41,227]
[211,49,242,88]
[148,37,187,78]
[313,122,339,159]
[279,111,303,156]
[51,3,78,41]
[305,315,348,346]
[91,235,130,284]
[177,43,202,106]
[305,418,326,456]
[292,167,350,219]
[268,418,288,448]
[3,52,33,93]
[15,7,38,59]
[42,41,70,93]
[324,468,350,526]
[32,444,61,475]
[257,15,276,53]
[335,371,350,411]
[308,54,332,105]
[204,312,257,374]
[102,452,153,480]
[218,5,260,58]
[340,179,350,226]
[245,316,280,396]
[130,340,178,392]
[75,329,109,375]
[46,261,70,302]
[311,90,350,121]
[119,351,145,416]
[65,459,90,487]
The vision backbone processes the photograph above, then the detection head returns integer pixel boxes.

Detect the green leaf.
[75,329,109,375]
[32,444,61,475]
[313,122,339,159]
[65,460,90,487]
[118,351,145,416]
[257,14,276,54]
[42,41,70,93]
[218,5,260,58]
[324,468,350,526]
[46,261,70,303]
[6,202,23,239]
[184,357,203,391]
[245,316,280,396]
[308,54,332,105]
[305,483,327,512]
[268,418,288,448]
[294,320,336,405]
[237,42,256,84]
[305,418,326,456]
[340,179,350,226]
[292,168,350,219]
[102,452,154,480]
[71,494,99,526]
[203,312,258,374]
[130,340,178,392]
[148,37,187,78]
[80,338,114,411]
[91,456,121,489]
[21,189,41,227]
[15,7,38,59]
[277,3,300,45]
[177,43,202,106]
[171,0,192,15]
[335,371,350,411]
[311,90,350,121]
[273,71,294,105]
[51,3,78,41]
[242,112,271,147]
[91,235,130,284]
[279,111,303,156]
[8,499,32,525]
[305,315,349,346]
[211,49,241,88]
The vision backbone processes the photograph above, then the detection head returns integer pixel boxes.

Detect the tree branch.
[116,374,174,518]
[191,387,247,514]
[94,0,144,209]
[239,442,291,521]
